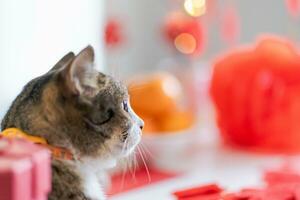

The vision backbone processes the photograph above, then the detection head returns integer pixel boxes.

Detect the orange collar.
[1,128,75,160]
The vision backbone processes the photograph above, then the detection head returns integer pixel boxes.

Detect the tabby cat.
[1,46,144,200]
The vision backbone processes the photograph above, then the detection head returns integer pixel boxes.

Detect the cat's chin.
[118,147,136,158]
[112,141,140,159]
[112,146,136,159]
[78,156,117,170]
[119,137,141,158]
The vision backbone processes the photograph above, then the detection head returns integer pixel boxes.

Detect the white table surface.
[109,135,288,200]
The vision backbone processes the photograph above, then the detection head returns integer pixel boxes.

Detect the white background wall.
[0,0,298,120]
[0,0,104,120]
[106,0,299,76]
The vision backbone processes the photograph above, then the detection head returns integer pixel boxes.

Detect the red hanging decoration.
[204,0,217,22]
[105,19,124,48]
[286,0,300,17]
[220,7,240,45]
[163,12,206,56]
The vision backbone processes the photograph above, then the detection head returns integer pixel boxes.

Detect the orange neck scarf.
[1,128,74,160]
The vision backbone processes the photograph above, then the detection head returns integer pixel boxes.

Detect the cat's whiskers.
[127,153,137,183]
[139,142,155,160]
[137,146,151,182]
[133,151,138,180]
[119,139,129,190]
[124,138,137,182]
[120,159,127,191]
[118,138,138,190]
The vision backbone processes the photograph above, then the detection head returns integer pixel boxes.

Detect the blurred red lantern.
[286,0,300,17]
[163,13,206,56]
[210,35,300,153]
[204,0,217,22]
[105,19,123,48]
[220,7,240,45]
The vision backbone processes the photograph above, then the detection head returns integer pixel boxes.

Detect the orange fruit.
[129,72,183,116]
[158,110,195,132]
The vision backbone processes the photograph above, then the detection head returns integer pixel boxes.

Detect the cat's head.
[1,46,144,160]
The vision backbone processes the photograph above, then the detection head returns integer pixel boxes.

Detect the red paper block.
[173,184,223,199]
[178,194,221,200]
[265,171,300,185]
[172,162,300,199]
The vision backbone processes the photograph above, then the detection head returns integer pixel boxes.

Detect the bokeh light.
[184,0,206,17]
[174,33,197,54]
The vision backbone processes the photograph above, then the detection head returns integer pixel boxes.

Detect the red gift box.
[0,156,32,200]
[0,138,51,200]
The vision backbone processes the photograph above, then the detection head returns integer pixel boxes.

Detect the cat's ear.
[62,45,99,98]
[49,52,75,73]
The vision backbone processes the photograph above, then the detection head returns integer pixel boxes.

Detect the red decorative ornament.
[105,19,123,48]
[210,35,300,153]
[286,0,300,17]
[220,7,240,45]
[204,0,217,22]
[163,13,206,56]
[173,163,300,199]
[173,184,223,199]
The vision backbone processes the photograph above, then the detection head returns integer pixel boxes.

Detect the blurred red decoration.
[0,138,51,200]
[163,13,206,56]
[210,35,300,153]
[286,0,300,17]
[173,164,300,199]
[105,19,123,48]
[108,166,177,195]
[204,0,217,22]
[220,7,240,45]
[173,184,223,199]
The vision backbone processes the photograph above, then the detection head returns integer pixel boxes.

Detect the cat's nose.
[139,120,144,130]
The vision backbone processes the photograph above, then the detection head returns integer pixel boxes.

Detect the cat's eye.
[101,109,114,124]
[85,109,114,129]
[123,101,129,112]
